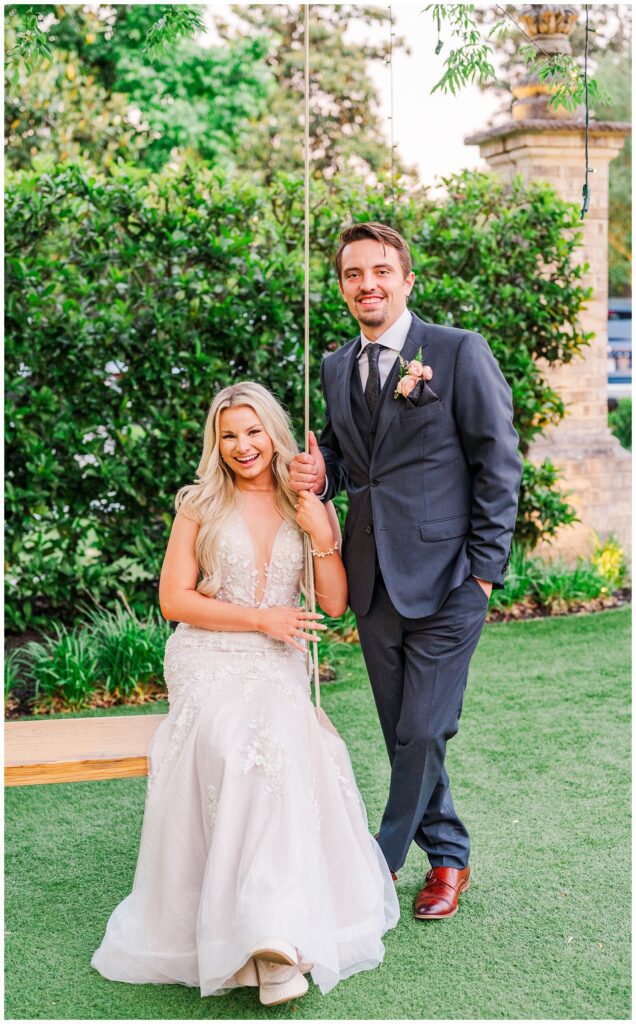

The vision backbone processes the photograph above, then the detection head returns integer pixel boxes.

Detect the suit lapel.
[337,337,369,465]
[372,313,430,457]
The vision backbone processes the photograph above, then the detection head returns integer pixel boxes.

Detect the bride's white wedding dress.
[92,511,399,996]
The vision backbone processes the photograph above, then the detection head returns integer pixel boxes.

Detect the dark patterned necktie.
[364,343,385,415]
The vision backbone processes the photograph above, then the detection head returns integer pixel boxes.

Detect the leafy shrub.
[489,536,629,616]
[19,624,99,711]
[5,166,590,630]
[10,606,170,712]
[85,604,170,699]
[532,562,609,614]
[609,398,632,451]
[516,459,578,551]
[592,534,629,589]
[4,650,21,700]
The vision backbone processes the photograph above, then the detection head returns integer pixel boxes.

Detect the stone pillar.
[465,5,631,561]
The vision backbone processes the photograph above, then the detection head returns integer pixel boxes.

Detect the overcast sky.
[367,4,502,184]
[204,2,503,186]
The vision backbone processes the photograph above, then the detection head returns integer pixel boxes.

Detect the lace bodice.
[214,512,305,609]
[168,512,306,658]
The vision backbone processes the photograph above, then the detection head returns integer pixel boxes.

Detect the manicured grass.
[5,608,631,1020]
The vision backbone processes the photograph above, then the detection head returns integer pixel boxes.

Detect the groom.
[291,222,522,919]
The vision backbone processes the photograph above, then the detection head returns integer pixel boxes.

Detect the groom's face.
[338,238,415,338]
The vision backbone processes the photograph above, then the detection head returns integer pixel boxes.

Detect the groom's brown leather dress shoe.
[413,866,471,920]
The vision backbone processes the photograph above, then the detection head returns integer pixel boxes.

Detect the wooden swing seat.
[4,714,166,787]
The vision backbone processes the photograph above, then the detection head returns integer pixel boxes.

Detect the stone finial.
[518,5,580,54]
[513,5,581,120]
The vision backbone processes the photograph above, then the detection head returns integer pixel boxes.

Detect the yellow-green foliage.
[592,535,629,591]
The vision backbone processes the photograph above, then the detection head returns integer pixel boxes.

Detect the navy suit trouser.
[356,571,488,873]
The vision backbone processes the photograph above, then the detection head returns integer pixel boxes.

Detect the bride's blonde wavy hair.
[175,381,300,597]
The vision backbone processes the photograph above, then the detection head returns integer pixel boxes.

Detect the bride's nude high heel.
[254,958,308,1006]
[251,939,309,1005]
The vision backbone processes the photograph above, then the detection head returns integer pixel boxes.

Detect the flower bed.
[5,539,630,718]
[5,604,170,718]
[324,536,631,640]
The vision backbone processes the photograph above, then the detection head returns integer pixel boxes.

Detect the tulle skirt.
[92,624,399,996]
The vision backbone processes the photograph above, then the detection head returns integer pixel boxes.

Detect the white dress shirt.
[357,307,413,390]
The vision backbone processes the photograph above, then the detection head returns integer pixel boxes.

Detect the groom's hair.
[335,222,412,281]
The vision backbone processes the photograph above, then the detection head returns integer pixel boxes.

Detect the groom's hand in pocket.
[290,431,326,495]
[474,576,493,598]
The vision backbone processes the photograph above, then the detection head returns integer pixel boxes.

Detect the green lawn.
[5,608,631,1020]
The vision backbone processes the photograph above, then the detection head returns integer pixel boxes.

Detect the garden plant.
[8,603,170,715]
[5,536,628,717]
[609,397,632,451]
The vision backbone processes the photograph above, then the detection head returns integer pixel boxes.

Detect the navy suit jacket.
[319,312,523,618]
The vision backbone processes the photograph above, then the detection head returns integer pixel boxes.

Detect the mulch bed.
[486,587,632,622]
[330,587,632,644]
[4,680,168,721]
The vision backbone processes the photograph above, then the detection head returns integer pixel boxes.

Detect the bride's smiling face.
[218,405,275,484]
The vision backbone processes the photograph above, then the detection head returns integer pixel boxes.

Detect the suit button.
[370,478,379,487]
[365,525,373,535]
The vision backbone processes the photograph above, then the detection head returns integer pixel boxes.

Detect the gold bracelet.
[311,540,340,558]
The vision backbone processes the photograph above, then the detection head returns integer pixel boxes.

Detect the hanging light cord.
[494,3,591,215]
[580,5,591,219]
[302,3,321,715]
[388,5,396,216]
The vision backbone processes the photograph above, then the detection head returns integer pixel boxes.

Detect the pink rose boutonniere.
[394,348,433,401]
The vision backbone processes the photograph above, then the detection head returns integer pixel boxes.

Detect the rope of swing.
[301,4,397,711]
[302,2,322,714]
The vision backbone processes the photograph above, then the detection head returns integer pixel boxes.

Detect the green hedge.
[5,165,591,631]
[609,398,632,451]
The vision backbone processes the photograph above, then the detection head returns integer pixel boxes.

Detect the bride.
[92,381,399,1006]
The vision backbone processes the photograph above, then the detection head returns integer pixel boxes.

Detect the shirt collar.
[358,307,413,358]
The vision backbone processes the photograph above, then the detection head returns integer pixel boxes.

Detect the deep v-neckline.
[235,511,287,606]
